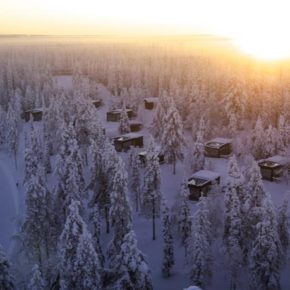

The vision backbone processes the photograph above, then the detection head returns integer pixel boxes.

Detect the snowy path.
[0,153,18,253]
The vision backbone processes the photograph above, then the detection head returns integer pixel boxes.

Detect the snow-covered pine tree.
[91,205,105,267]
[277,192,289,255]
[251,116,264,159]
[150,98,165,141]
[113,230,153,290]
[189,197,212,288]
[129,148,141,212]
[74,231,102,290]
[28,264,45,290]
[107,156,133,266]
[223,186,243,290]
[21,170,54,264]
[161,99,184,174]
[191,129,205,172]
[161,200,175,277]
[0,105,6,145]
[142,137,162,240]
[224,75,246,129]
[6,102,18,166]
[58,200,87,290]
[119,103,130,134]
[0,244,15,290]
[177,180,192,255]
[249,193,282,290]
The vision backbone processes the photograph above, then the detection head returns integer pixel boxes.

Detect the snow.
[206,137,232,148]
[2,76,290,290]
[263,155,290,166]
[145,98,159,103]
[190,170,220,181]
[0,152,19,253]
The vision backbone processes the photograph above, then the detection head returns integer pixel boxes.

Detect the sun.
[233,33,290,61]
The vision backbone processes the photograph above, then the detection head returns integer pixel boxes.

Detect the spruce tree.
[161,100,184,174]
[249,194,282,290]
[74,231,102,290]
[113,230,153,290]
[189,197,212,288]
[142,138,162,240]
[119,104,130,134]
[58,200,87,290]
[277,192,289,255]
[28,264,45,290]
[162,200,175,277]
[0,244,15,290]
[177,180,192,255]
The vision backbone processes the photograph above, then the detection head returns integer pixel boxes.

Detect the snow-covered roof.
[205,138,232,148]
[109,108,133,113]
[129,120,142,125]
[144,97,159,103]
[116,132,143,141]
[207,138,232,145]
[25,108,43,113]
[188,177,209,187]
[259,155,290,167]
[190,170,220,181]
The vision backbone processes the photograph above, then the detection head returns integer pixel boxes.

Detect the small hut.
[258,155,290,181]
[24,108,43,122]
[138,151,165,164]
[204,138,232,158]
[129,121,143,132]
[144,98,159,110]
[187,170,220,201]
[92,99,102,109]
[106,109,133,122]
[113,133,143,152]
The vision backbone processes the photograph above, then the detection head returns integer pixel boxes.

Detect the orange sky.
[1,0,290,59]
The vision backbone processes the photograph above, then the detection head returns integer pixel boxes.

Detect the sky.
[1,0,290,59]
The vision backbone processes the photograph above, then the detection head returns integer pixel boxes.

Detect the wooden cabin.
[113,133,143,152]
[106,109,133,122]
[258,155,290,181]
[187,170,220,201]
[129,121,143,132]
[144,98,159,110]
[92,99,102,109]
[52,69,73,76]
[24,108,43,122]
[205,138,232,158]
[138,151,165,164]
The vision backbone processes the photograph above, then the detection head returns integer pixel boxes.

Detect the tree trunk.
[152,198,156,240]
[105,206,110,234]
[173,154,176,175]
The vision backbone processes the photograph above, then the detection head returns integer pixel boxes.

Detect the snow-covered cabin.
[138,150,165,164]
[113,133,143,152]
[129,120,143,132]
[187,170,220,201]
[106,108,133,122]
[92,99,102,109]
[24,108,43,122]
[258,155,290,181]
[144,98,159,110]
[204,138,232,158]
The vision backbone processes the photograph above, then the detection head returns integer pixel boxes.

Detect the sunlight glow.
[1,0,290,60]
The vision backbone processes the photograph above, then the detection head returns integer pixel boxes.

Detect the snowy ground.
[1,76,290,290]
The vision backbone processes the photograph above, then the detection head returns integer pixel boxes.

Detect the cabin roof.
[259,155,290,168]
[25,108,43,113]
[190,170,220,181]
[108,108,133,114]
[206,137,232,148]
[116,132,143,141]
[144,97,159,103]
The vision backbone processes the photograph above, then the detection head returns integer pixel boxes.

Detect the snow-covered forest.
[0,36,290,290]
